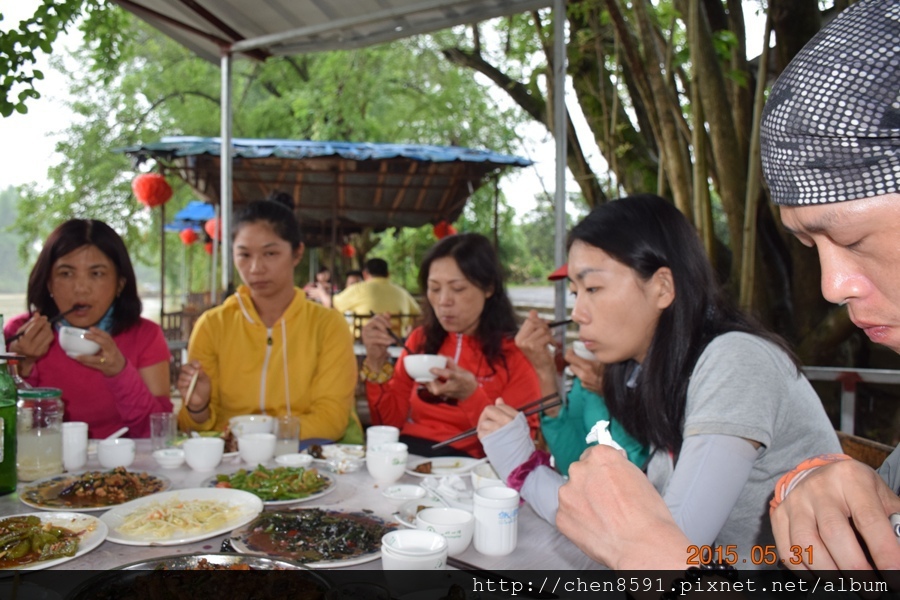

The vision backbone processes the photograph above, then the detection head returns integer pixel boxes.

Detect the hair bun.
[267,191,295,211]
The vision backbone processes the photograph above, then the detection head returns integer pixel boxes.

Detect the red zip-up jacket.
[367,326,541,457]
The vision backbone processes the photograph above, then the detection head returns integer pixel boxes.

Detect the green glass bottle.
[0,314,18,495]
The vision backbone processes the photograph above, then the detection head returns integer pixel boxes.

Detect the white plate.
[405,457,484,477]
[392,497,446,528]
[202,468,337,506]
[100,488,263,546]
[229,508,396,569]
[19,470,171,512]
[0,512,108,571]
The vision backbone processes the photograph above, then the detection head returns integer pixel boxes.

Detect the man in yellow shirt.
[331,258,421,337]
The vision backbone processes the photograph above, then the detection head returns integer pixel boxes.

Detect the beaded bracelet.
[361,361,394,384]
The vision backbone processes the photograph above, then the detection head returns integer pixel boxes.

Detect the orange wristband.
[769,453,852,513]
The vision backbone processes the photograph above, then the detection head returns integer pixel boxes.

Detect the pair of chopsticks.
[5,306,81,345]
[369,311,414,354]
[431,391,562,449]
[547,318,573,329]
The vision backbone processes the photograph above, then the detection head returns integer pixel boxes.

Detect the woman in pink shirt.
[3,219,171,438]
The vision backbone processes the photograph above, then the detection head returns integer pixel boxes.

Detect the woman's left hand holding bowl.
[424,358,478,400]
[74,327,126,377]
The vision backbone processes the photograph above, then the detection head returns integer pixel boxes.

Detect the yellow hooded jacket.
[178,285,361,442]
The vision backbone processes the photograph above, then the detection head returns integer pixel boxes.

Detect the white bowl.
[382,484,427,505]
[403,354,447,383]
[274,452,313,468]
[470,462,503,489]
[228,415,275,436]
[366,442,408,485]
[414,507,475,557]
[381,529,448,557]
[238,432,276,466]
[58,326,101,358]
[182,437,224,471]
[97,438,136,469]
[572,340,599,362]
[152,448,186,469]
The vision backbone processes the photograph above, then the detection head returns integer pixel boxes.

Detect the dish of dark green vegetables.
[206,465,335,505]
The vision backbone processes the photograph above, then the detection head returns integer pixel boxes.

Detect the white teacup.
[97,438,136,469]
[366,425,399,450]
[572,340,600,362]
[228,415,275,437]
[403,355,447,383]
[366,442,408,485]
[470,462,504,490]
[58,326,101,358]
[238,432,276,466]
[182,437,224,471]
[415,507,475,557]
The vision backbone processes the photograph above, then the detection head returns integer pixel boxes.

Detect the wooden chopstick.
[431,392,561,450]
[547,318,573,329]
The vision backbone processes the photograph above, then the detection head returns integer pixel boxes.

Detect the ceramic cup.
[473,486,519,556]
[380,529,448,570]
[58,326,101,358]
[572,340,600,362]
[415,507,475,557]
[470,462,504,490]
[403,355,448,383]
[238,432,276,466]
[62,421,88,472]
[365,442,408,485]
[366,425,399,450]
[228,414,275,437]
[182,436,224,471]
[97,438,136,469]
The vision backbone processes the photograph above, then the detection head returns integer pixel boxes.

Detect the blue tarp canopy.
[164,200,216,233]
[120,137,531,246]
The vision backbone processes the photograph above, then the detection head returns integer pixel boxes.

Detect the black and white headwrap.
[760,0,900,206]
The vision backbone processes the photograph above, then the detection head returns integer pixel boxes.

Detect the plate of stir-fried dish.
[19,467,170,512]
[0,512,107,571]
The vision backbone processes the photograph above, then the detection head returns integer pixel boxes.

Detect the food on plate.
[306,444,365,474]
[308,444,325,459]
[0,515,81,569]
[115,497,245,539]
[237,508,391,562]
[214,466,331,501]
[22,467,167,509]
[412,461,433,474]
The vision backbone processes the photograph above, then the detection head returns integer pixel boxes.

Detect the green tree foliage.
[0,186,31,292]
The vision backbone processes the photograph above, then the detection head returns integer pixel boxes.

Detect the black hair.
[27,219,142,335]
[345,270,364,281]
[364,258,389,278]
[568,194,800,452]
[416,233,518,372]
[233,197,303,250]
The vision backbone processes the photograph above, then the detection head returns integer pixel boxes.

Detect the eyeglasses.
[416,385,458,406]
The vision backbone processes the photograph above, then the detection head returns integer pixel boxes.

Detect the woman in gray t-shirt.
[478,194,840,567]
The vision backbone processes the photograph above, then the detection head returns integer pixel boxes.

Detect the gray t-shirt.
[877,444,900,492]
[646,332,841,565]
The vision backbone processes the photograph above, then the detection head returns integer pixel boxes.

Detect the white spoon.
[104,426,129,441]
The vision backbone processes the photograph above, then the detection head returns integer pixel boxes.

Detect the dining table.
[0,439,597,578]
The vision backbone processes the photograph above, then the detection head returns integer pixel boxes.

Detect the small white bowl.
[572,340,600,362]
[182,436,224,471]
[381,529,448,556]
[274,453,313,468]
[470,462,503,489]
[152,448,185,469]
[382,484,427,505]
[403,354,448,383]
[58,326,101,358]
[228,415,275,436]
[238,432,276,466]
[97,438,136,469]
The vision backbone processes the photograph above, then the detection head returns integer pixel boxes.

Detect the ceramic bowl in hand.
[97,438,136,469]
[403,354,448,383]
[183,437,224,471]
[58,326,101,358]
[572,340,600,362]
[238,432,276,465]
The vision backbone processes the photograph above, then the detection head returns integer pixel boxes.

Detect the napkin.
[585,420,624,451]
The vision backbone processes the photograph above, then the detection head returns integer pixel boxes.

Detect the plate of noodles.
[99,488,263,546]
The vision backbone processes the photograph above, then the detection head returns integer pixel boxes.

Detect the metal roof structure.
[111,0,553,63]
[121,136,531,246]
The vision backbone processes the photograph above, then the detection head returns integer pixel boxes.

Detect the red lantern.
[204,218,221,240]
[433,220,458,239]
[179,229,199,245]
[204,241,214,255]
[131,173,172,208]
[341,243,356,258]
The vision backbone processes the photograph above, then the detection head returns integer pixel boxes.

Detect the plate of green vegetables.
[205,465,336,506]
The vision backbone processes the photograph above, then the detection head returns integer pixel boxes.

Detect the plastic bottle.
[0,314,19,495]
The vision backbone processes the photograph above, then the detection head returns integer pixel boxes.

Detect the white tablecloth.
[0,439,596,571]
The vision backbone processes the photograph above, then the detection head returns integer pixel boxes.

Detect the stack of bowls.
[380,530,448,570]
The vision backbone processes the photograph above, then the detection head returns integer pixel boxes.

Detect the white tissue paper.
[421,475,473,510]
[585,420,624,451]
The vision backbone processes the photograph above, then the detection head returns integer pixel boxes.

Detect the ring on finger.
[100,356,106,365]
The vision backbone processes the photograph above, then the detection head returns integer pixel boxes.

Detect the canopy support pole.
[553,0,567,324]
[220,49,234,298]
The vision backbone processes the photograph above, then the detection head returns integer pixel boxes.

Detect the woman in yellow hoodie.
[176,197,361,443]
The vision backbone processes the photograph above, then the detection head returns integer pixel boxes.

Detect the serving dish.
[0,512,107,571]
[203,466,336,506]
[19,468,170,512]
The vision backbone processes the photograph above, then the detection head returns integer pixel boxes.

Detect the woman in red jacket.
[361,233,541,457]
